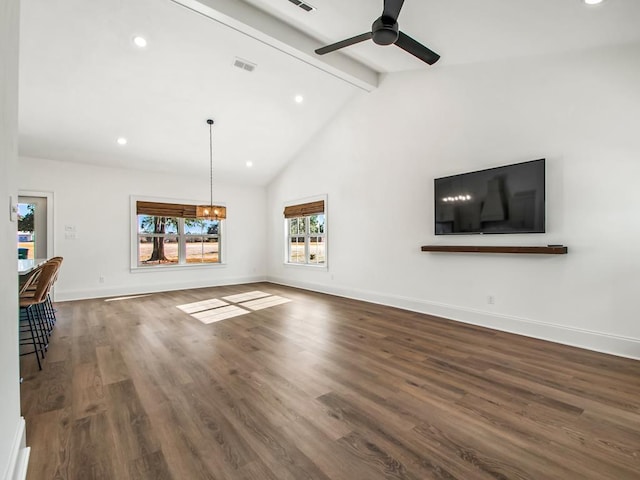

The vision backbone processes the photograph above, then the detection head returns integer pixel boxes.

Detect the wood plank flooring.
[20,282,640,479]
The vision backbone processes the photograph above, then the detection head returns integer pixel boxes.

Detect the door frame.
[18,190,54,260]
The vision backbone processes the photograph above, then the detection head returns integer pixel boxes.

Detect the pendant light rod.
[196,118,226,220]
[207,118,214,209]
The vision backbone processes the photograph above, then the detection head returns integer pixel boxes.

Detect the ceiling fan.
[314,0,440,65]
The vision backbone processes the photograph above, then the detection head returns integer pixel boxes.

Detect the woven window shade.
[136,201,198,218]
[283,200,324,218]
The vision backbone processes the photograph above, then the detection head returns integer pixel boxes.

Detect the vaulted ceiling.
[18,0,640,185]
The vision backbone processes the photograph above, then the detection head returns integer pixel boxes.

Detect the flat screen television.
[434,159,545,235]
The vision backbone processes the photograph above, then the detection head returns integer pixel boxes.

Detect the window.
[133,200,224,268]
[138,216,180,265]
[184,219,220,264]
[284,199,326,266]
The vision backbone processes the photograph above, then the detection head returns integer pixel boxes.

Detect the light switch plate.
[9,196,18,222]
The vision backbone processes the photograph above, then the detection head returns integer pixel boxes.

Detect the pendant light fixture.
[196,119,226,220]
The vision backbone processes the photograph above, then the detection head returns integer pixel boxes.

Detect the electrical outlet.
[99,276,105,284]
[487,295,495,305]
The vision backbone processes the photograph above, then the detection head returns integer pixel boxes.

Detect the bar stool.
[19,261,59,370]
[41,257,63,332]
[21,257,63,334]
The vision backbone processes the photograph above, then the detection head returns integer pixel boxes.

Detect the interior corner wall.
[1,0,26,479]
[18,156,268,301]
[266,42,640,359]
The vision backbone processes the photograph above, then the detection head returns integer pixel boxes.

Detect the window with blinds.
[283,198,326,266]
[134,200,224,267]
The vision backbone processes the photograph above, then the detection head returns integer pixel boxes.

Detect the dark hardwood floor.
[20,282,640,479]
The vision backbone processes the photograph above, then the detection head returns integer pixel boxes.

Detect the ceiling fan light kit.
[315,0,440,65]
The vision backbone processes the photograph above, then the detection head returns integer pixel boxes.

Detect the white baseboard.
[55,275,267,302]
[3,417,29,480]
[267,276,640,361]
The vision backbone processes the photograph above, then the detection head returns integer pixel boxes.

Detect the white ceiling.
[18,0,640,186]
[247,0,640,72]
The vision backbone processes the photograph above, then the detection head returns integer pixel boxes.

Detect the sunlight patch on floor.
[176,291,291,324]
[105,294,153,302]
[222,291,271,303]
[192,305,249,324]
[240,295,291,311]
[176,298,228,314]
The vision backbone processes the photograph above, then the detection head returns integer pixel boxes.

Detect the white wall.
[1,1,29,479]
[267,42,640,359]
[19,156,267,301]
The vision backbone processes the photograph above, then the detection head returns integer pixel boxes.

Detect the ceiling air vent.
[233,57,256,72]
[288,0,316,13]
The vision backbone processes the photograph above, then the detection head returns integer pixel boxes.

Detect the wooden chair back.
[21,262,58,304]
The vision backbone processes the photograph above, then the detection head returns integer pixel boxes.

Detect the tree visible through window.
[185,218,220,264]
[17,203,35,259]
[284,199,326,266]
[137,216,221,266]
[286,213,325,265]
[139,216,178,264]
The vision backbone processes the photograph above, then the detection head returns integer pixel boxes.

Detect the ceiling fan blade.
[382,0,405,22]
[315,32,373,55]
[395,31,440,65]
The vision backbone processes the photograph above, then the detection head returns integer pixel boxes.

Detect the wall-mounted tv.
[434,159,545,235]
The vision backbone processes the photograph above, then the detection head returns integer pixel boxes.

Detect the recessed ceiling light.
[246,161,253,168]
[294,94,304,103]
[583,0,603,5]
[133,36,147,48]
[117,137,127,145]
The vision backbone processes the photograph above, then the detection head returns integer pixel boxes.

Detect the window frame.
[283,195,328,269]
[130,196,226,272]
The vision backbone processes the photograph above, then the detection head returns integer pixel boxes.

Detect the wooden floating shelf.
[421,245,568,255]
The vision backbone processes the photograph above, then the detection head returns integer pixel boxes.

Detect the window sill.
[283,262,328,271]
[131,263,227,273]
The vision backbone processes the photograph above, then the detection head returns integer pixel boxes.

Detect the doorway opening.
[17,193,52,260]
